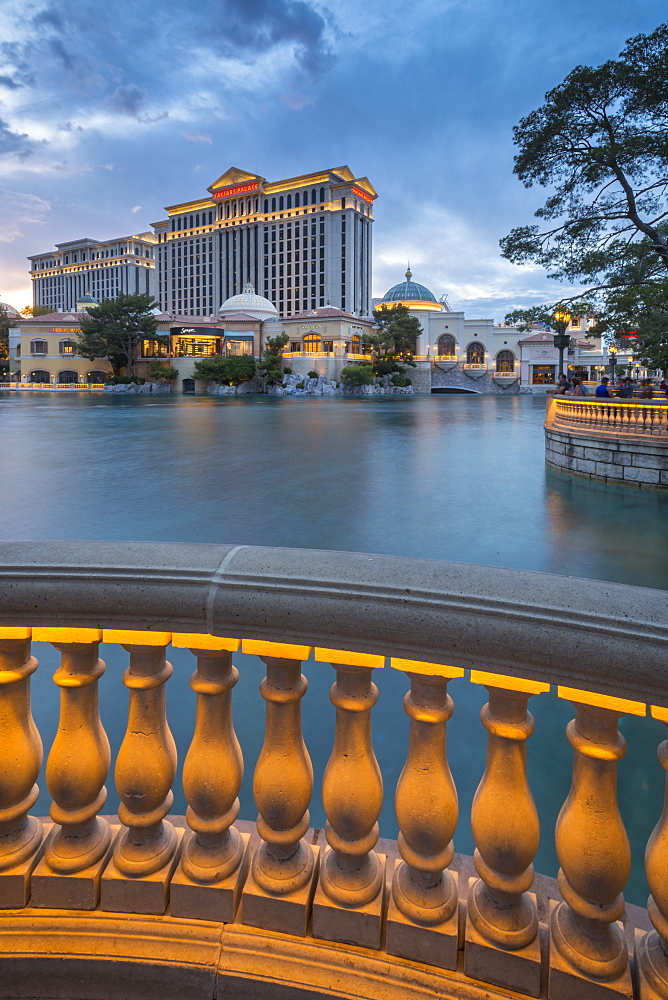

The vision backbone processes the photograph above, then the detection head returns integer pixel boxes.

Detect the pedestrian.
[595,377,612,398]
[619,377,634,398]
[639,378,654,399]
[569,377,585,396]
[555,373,570,394]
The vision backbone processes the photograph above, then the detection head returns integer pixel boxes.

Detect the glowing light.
[212,182,260,199]
[351,186,374,204]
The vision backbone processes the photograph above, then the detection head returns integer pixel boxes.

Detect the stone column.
[101,631,182,915]
[0,629,45,907]
[170,634,249,922]
[549,686,640,1000]
[31,629,112,910]
[634,706,668,999]
[241,639,319,937]
[312,648,386,950]
[465,671,548,998]
[386,659,464,970]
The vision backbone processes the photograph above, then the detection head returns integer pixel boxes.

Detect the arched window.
[496,350,515,373]
[438,334,455,356]
[287,194,292,209]
[271,198,276,212]
[30,339,48,355]
[196,214,200,227]
[279,196,284,211]
[311,188,317,204]
[264,199,269,213]
[295,193,300,207]
[303,332,322,354]
[320,187,325,202]
[466,342,485,364]
[29,370,50,383]
[87,370,107,384]
[57,370,79,384]
[59,339,76,355]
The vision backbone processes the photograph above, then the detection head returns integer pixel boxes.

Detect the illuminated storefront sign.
[52,328,80,333]
[212,182,260,200]
[351,186,374,204]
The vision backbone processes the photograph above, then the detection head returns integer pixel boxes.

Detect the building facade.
[29,234,157,313]
[151,166,376,319]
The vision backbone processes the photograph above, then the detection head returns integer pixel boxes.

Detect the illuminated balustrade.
[548,398,668,437]
[0,541,666,1000]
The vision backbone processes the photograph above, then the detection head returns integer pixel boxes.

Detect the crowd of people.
[555,374,668,400]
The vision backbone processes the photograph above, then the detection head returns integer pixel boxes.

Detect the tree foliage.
[19,305,51,318]
[75,294,165,376]
[368,305,421,376]
[500,23,668,301]
[0,304,14,363]
[257,332,289,386]
[147,361,179,382]
[192,354,256,384]
[340,363,374,386]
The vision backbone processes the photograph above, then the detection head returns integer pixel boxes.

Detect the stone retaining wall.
[545,426,668,488]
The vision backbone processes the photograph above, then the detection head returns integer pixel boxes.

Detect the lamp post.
[553,309,571,381]
[608,343,618,383]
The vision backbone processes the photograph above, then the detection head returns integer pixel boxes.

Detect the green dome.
[381,268,437,304]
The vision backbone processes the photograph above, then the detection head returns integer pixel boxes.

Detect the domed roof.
[0,301,19,317]
[381,268,438,306]
[219,283,277,319]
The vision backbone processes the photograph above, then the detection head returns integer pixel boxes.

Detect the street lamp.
[608,343,618,382]
[553,308,571,380]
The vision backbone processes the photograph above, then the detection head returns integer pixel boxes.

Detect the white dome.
[219,283,277,319]
[0,301,20,317]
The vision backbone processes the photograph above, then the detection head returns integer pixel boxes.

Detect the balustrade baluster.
[386,659,463,970]
[635,707,668,999]
[465,672,548,997]
[313,649,386,950]
[170,634,249,921]
[548,687,642,1000]
[0,629,44,907]
[101,631,181,915]
[31,629,112,910]
[241,640,318,937]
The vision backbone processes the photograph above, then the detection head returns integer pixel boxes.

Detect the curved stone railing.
[1,541,668,999]
[545,396,668,488]
[548,396,668,437]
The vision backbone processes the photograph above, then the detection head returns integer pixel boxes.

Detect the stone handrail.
[2,540,668,999]
[547,395,668,438]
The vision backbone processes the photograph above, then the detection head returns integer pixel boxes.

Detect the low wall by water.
[545,396,668,488]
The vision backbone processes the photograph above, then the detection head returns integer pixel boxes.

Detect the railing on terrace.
[0,383,108,391]
[1,541,668,999]
[547,396,668,437]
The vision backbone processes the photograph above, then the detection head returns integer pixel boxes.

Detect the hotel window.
[30,339,48,355]
[323,341,333,352]
[466,342,485,364]
[29,370,50,383]
[59,339,76,355]
[438,334,455,356]
[496,350,515,372]
[303,333,321,353]
[532,365,556,384]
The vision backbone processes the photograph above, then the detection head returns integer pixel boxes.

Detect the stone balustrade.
[1,541,668,999]
[545,396,668,488]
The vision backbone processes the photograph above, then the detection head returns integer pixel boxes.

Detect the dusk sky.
[0,0,665,317]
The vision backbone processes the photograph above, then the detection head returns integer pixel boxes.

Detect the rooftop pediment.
[208,168,265,192]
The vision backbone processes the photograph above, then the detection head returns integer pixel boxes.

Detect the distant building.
[376,270,524,393]
[29,233,157,313]
[16,311,113,385]
[150,166,376,319]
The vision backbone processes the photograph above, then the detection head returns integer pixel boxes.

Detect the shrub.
[283,366,293,374]
[391,373,410,387]
[148,362,178,382]
[307,370,319,379]
[193,355,256,385]
[296,381,305,389]
[105,375,145,385]
[340,364,374,386]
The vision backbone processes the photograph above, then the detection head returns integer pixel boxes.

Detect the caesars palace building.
[28,166,376,318]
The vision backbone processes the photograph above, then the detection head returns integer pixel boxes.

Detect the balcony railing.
[547,396,668,437]
[1,540,668,999]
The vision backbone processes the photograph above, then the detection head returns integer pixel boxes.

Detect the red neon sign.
[618,329,638,339]
[351,186,373,204]
[212,182,260,199]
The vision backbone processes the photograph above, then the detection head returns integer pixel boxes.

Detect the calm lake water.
[2,391,667,904]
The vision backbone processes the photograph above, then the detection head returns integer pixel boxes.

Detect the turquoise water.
[1,391,667,904]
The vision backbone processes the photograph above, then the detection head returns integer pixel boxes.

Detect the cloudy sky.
[0,0,665,317]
